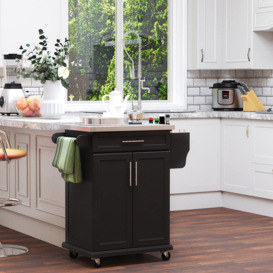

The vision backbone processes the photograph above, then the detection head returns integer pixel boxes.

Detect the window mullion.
[115,0,124,94]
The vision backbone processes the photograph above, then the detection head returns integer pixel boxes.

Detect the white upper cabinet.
[254,0,273,31]
[188,0,273,69]
[223,0,252,69]
[0,0,68,56]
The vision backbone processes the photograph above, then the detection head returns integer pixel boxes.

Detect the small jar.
[154,118,159,124]
[159,114,165,124]
[165,114,170,125]
[149,117,153,124]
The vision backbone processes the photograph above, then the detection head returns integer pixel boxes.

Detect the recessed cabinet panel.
[36,136,65,217]
[93,153,132,251]
[258,0,273,8]
[224,0,251,66]
[133,151,169,247]
[252,125,273,165]
[222,121,252,194]
[15,133,31,207]
[251,164,273,199]
[0,161,9,198]
[198,0,218,66]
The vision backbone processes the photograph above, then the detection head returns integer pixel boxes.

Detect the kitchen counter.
[0,111,273,131]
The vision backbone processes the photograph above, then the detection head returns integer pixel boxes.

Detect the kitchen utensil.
[210,80,243,111]
[0,54,24,115]
[102,89,129,117]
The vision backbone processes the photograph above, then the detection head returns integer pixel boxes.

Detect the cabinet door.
[223,0,252,69]
[222,120,252,194]
[198,0,222,69]
[254,0,273,31]
[0,0,68,54]
[132,151,170,247]
[93,153,132,251]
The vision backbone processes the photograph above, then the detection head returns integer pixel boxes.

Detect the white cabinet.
[222,120,273,200]
[188,0,223,69]
[170,119,221,194]
[0,129,10,199]
[188,0,273,69]
[223,0,252,69]
[254,0,273,31]
[250,121,273,199]
[0,0,68,55]
[221,120,252,195]
[0,127,65,228]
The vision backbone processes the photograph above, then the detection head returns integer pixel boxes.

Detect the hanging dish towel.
[52,136,82,183]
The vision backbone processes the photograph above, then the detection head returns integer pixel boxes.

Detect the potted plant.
[16,29,70,117]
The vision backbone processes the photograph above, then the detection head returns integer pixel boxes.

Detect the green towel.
[52,137,82,183]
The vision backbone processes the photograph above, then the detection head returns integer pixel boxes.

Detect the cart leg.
[161,251,171,261]
[69,250,78,259]
[91,257,101,268]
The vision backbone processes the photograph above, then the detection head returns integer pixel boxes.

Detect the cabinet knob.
[246,125,249,138]
[247,48,251,62]
[201,49,204,62]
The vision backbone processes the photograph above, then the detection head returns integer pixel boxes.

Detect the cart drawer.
[92,131,171,152]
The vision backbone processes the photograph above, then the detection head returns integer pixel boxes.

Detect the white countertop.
[0,111,272,131]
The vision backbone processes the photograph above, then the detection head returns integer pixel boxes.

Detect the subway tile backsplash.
[0,69,272,112]
[187,70,273,111]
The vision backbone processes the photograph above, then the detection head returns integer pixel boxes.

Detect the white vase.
[40,81,67,118]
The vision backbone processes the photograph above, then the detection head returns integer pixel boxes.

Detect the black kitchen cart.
[52,129,189,267]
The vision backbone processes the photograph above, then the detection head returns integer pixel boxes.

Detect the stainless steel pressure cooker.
[210,80,243,111]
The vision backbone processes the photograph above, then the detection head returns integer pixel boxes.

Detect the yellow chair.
[0,129,28,257]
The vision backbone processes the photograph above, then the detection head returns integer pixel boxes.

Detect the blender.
[0,54,25,115]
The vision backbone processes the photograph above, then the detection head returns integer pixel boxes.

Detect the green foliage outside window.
[68,0,168,101]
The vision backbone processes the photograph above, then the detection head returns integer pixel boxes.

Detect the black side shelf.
[170,132,190,169]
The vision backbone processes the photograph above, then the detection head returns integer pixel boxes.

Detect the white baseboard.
[170,191,222,211]
[222,192,273,218]
[2,191,273,248]
[0,208,65,248]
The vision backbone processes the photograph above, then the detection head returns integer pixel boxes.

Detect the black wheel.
[161,251,171,261]
[92,258,101,268]
[69,250,78,259]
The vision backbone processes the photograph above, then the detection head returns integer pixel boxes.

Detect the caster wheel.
[69,250,78,259]
[92,258,101,268]
[161,251,171,261]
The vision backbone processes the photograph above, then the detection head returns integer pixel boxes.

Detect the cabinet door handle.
[201,49,204,62]
[246,125,249,138]
[135,161,138,186]
[122,140,144,143]
[247,48,251,62]
[129,161,132,187]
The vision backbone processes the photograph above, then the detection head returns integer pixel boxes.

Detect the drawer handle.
[129,162,132,187]
[122,140,145,143]
[135,161,138,186]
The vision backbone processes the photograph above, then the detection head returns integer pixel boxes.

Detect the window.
[67,0,187,111]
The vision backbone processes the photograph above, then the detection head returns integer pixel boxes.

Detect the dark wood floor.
[1,208,273,272]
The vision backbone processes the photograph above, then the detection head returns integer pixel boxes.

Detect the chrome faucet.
[123,30,150,115]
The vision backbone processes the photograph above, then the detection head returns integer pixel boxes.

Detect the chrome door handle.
[201,49,204,62]
[247,48,251,62]
[135,161,138,186]
[129,161,132,187]
[122,140,145,143]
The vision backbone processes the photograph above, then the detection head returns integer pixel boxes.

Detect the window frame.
[65,0,187,112]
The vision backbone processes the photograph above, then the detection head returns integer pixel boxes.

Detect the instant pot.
[210,80,243,111]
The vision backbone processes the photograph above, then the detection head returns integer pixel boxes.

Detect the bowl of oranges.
[15,97,41,117]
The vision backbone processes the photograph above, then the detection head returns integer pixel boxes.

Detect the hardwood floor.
[1,208,273,272]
